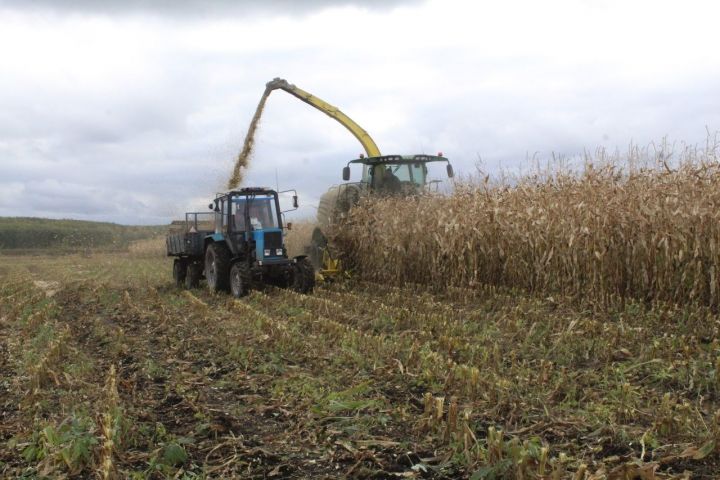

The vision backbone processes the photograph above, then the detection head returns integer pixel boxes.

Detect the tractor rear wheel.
[230,262,251,298]
[185,261,202,289]
[291,257,315,294]
[205,243,231,293]
[173,258,187,287]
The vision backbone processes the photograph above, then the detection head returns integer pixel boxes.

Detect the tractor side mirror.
[446,164,455,178]
[292,195,299,208]
[208,203,214,210]
[342,166,350,181]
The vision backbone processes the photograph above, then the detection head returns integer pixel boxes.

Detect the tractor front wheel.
[205,243,231,293]
[173,258,187,287]
[230,262,251,298]
[291,257,315,294]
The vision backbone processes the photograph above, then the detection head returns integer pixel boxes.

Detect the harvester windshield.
[344,154,452,192]
[370,163,426,188]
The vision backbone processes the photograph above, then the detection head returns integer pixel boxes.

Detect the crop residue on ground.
[1,251,718,478]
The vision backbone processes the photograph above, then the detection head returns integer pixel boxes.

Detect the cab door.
[227,197,248,257]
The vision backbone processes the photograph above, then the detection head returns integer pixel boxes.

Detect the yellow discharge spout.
[265,78,381,158]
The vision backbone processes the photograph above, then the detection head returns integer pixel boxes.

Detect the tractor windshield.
[247,195,279,230]
[231,195,280,231]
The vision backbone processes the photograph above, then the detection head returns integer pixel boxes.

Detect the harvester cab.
[342,154,454,194]
[166,187,314,297]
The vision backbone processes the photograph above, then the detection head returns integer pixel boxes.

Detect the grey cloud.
[0,0,422,17]
[1,6,718,225]
[0,179,163,224]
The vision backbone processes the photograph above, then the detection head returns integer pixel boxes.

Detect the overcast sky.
[1,0,718,224]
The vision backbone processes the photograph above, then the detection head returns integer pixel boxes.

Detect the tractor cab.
[210,187,297,264]
[342,154,454,194]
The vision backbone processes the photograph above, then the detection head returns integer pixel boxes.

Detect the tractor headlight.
[263,249,271,256]
[275,248,283,256]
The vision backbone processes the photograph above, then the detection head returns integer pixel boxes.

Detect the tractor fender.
[228,255,250,266]
[204,233,225,249]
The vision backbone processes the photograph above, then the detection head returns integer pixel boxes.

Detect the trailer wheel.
[230,262,251,298]
[185,261,202,289]
[173,259,187,287]
[291,257,315,294]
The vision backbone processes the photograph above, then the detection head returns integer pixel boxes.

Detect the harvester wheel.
[205,243,231,293]
[173,258,187,287]
[230,262,251,298]
[291,257,315,294]
[185,261,202,289]
[309,227,327,269]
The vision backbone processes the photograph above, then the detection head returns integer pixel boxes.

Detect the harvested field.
[1,251,719,478]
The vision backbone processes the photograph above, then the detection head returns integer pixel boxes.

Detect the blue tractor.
[166,187,314,297]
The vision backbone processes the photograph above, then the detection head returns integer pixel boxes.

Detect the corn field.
[336,138,720,308]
